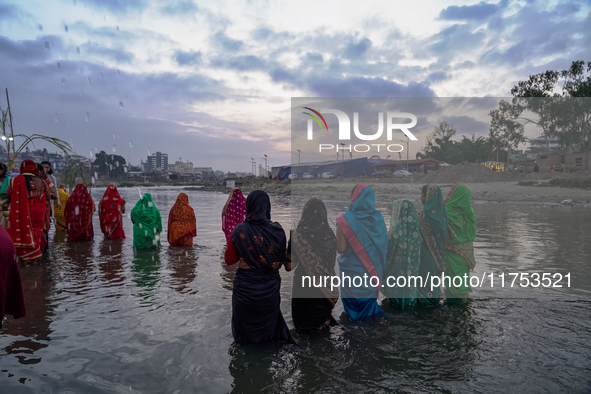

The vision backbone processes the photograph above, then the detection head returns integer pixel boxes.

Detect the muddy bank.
[197,176,591,205]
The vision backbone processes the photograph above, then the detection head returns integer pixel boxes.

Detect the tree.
[169,174,178,180]
[417,121,457,162]
[93,151,127,178]
[507,60,591,150]
[489,100,526,164]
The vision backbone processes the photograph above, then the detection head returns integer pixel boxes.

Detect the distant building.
[169,160,193,174]
[146,151,168,173]
[194,166,215,182]
[524,135,561,160]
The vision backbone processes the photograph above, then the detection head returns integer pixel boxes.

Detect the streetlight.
[262,154,268,177]
[340,143,346,179]
[249,158,256,176]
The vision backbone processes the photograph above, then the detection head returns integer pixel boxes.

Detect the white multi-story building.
[169,160,194,174]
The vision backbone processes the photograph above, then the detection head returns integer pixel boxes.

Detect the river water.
[1,186,590,393]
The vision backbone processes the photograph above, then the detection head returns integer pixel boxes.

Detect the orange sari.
[99,185,126,239]
[64,183,95,242]
[167,193,196,246]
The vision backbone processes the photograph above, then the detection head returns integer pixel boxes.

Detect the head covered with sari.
[230,190,286,275]
[53,186,70,232]
[382,199,422,308]
[6,173,41,261]
[418,184,448,273]
[222,188,246,243]
[292,197,338,305]
[99,185,125,239]
[444,183,476,270]
[20,160,39,176]
[131,193,162,249]
[336,184,388,288]
[64,183,95,242]
[168,193,196,246]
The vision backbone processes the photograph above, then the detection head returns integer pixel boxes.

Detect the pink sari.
[222,188,246,243]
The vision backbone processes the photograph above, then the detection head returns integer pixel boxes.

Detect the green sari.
[0,175,11,228]
[443,183,476,296]
[382,199,423,308]
[131,193,162,249]
[417,184,448,305]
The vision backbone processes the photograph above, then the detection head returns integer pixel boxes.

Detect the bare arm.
[283,259,292,272]
[336,224,348,254]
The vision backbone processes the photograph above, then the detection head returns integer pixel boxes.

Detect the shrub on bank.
[549,178,591,189]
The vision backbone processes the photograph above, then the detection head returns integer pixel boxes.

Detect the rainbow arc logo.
[302,107,328,131]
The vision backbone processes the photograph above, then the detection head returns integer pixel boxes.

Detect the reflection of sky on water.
[0,188,590,392]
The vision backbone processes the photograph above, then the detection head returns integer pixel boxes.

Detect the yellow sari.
[54,187,69,232]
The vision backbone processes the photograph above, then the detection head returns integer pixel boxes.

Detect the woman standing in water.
[131,193,162,249]
[289,197,339,331]
[0,163,12,228]
[417,184,448,305]
[168,193,196,246]
[224,190,294,344]
[99,185,126,239]
[222,188,246,243]
[382,199,422,308]
[443,183,476,296]
[336,184,388,321]
[3,160,47,261]
[53,185,69,232]
[64,183,95,242]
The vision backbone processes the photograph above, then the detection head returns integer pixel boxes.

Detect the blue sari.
[336,184,388,320]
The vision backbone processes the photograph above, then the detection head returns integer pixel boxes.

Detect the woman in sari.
[131,193,162,249]
[222,188,246,243]
[64,183,95,242]
[36,164,55,247]
[289,197,339,331]
[3,160,47,261]
[99,185,126,239]
[0,163,12,228]
[417,184,448,305]
[381,200,422,308]
[53,185,69,232]
[444,183,476,296]
[336,184,388,321]
[168,193,196,246]
[224,190,294,344]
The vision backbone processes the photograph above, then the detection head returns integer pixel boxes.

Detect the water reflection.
[131,249,162,307]
[166,247,198,294]
[1,189,590,392]
[2,262,54,366]
[98,239,126,296]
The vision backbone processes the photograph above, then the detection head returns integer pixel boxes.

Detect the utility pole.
[249,158,256,176]
[398,136,409,171]
[340,143,346,178]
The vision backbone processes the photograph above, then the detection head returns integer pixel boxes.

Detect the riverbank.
[84,167,591,205]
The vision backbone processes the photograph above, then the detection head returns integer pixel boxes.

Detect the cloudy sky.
[0,0,589,172]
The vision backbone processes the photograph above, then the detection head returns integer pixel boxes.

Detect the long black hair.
[421,184,428,197]
[41,160,54,175]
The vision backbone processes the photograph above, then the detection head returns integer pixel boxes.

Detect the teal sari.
[382,199,422,308]
[417,184,448,305]
[444,183,476,296]
[131,193,162,249]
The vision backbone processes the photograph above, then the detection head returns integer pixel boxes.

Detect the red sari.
[167,193,196,246]
[99,185,126,239]
[222,188,246,243]
[6,161,46,261]
[64,183,95,242]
